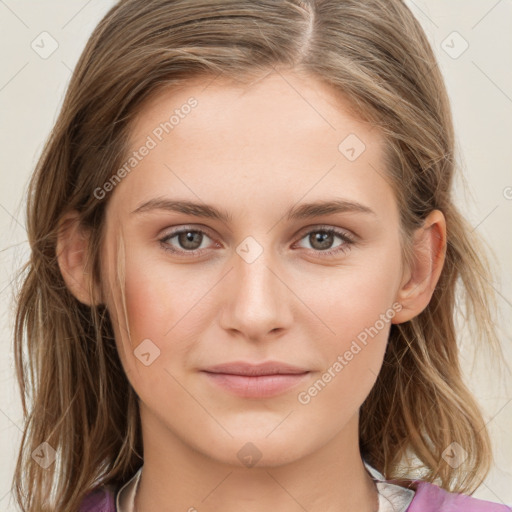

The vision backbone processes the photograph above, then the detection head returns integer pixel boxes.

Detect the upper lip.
[202,361,309,376]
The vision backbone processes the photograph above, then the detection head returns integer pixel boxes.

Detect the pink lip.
[201,360,310,398]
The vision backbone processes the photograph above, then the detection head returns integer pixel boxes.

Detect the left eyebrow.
[286,198,376,220]
[130,197,376,222]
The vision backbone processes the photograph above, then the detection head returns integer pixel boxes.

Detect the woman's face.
[100,70,408,467]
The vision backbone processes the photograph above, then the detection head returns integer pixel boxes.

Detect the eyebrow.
[130,197,376,222]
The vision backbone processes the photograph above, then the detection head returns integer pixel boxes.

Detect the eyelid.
[294,224,356,242]
[159,224,217,240]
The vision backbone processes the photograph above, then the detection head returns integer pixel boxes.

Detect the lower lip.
[202,371,310,398]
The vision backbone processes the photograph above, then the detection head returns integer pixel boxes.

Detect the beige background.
[0,0,511,509]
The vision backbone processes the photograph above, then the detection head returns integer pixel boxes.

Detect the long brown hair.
[12,0,503,510]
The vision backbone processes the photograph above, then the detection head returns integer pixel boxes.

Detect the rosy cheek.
[315,279,396,374]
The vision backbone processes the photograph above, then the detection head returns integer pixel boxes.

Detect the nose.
[219,241,294,342]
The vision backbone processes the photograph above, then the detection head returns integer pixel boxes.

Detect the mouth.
[200,361,311,398]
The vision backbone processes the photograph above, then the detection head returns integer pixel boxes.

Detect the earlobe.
[56,210,101,306]
[392,210,447,324]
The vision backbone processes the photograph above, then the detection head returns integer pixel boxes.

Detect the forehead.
[109,70,395,223]
[129,70,377,149]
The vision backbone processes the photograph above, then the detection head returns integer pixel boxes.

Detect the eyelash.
[158,225,356,259]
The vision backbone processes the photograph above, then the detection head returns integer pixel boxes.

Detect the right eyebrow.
[131,198,233,223]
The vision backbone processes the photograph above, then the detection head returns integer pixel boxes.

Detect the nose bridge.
[223,234,291,337]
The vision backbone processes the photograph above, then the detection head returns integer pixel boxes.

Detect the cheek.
[297,246,402,402]
[308,248,401,343]
[108,250,195,399]
[295,288,395,431]
[116,248,217,376]
[121,244,203,338]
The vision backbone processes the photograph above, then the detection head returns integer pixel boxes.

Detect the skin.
[57,69,446,512]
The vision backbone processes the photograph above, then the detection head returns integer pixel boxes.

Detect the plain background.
[0,0,511,509]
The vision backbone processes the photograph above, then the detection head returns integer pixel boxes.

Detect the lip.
[202,360,309,376]
[201,360,310,398]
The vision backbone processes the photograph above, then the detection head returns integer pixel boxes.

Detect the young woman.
[12,0,510,511]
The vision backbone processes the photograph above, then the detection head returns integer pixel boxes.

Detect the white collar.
[363,460,415,512]
[116,465,142,512]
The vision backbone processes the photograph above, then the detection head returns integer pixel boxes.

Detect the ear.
[392,209,447,324]
[56,210,102,306]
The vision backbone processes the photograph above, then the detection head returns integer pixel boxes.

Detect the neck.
[134,407,378,512]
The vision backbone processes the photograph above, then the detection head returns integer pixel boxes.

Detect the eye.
[159,227,217,257]
[293,226,355,257]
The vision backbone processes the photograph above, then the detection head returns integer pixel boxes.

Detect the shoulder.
[407,480,512,512]
[78,485,117,512]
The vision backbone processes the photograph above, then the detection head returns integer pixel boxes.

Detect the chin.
[204,434,311,470]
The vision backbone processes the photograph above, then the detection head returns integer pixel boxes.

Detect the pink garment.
[408,481,511,511]
[78,479,512,511]
[78,486,115,512]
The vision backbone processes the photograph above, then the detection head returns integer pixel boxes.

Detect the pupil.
[312,231,332,250]
[180,231,201,249]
